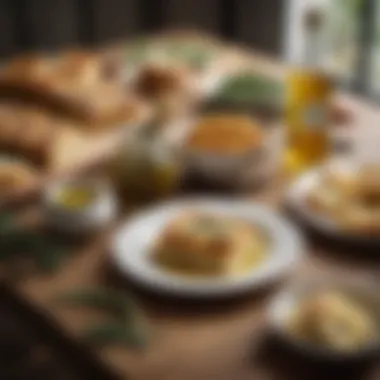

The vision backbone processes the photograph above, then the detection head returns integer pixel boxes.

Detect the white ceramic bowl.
[44,178,117,234]
[165,116,281,187]
[185,145,265,184]
[185,125,281,187]
[268,279,380,361]
[112,197,303,298]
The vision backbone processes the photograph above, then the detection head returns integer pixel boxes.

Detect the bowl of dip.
[44,177,117,234]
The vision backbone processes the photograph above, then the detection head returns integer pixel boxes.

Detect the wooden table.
[3,37,380,380]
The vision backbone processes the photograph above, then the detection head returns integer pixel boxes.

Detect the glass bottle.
[110,117,182,205]
[285,7,333,175]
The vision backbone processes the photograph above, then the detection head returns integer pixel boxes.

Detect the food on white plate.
[287,290,376,352]
[186,114,263,155]
[113,198,302,297]
[152,211,268,276]
[306,164,380,234]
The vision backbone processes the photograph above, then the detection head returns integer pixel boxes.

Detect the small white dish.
[285,162,380,244]
[112,197,303,298]
[44,177,117,234]
[268,279,380,361]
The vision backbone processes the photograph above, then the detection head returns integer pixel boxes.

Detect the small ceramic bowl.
[185,129,281,187]
[185,145,266,185]
[267,279,380,361]
[163,115,281,188]
[43,177,117,234]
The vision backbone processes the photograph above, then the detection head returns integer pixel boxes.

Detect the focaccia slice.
[153,212,265,276]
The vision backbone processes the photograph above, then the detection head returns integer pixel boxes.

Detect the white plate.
[286,164,380,244]
[268,279,380,360]
[112,198,303,298]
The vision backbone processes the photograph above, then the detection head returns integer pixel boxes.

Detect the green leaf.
[0,247,17,261]
[33,245,66,273]
[81,323,147,349]
[52,288,138,319]
[29,234,69,272]
[53,287,149,348]
[0,211,16,232]
[0,211,69,272]
[0,229,37,258]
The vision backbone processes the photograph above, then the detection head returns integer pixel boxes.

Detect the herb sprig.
[0,211,69,273]
[53,287,149,349]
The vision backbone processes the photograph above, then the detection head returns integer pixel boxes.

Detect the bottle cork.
[304,7,324,31]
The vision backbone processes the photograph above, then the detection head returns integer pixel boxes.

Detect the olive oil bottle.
[285,7,333,174]
[110,114,181,205]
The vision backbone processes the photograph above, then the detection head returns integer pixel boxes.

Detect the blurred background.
[0,0,284,56]
[0,0,378,97]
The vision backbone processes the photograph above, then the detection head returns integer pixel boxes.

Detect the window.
[285,0,379,97]
[371,1,380,95]
[324,0,361,83]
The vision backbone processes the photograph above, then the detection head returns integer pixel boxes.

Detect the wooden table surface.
[3,36,380,380]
